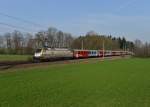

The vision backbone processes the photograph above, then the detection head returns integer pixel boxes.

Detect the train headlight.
[34,53,41,57]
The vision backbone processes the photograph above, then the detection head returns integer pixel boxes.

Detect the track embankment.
[0,56,131,71]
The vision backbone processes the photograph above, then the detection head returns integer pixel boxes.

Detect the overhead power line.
[0,22,38,32]
[0,12,48,29]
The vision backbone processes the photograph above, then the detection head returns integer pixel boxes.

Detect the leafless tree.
[0,35,4,48]
[12,31,24,51]
[47,27,58,48]
[35,31,46,48]
[4,33,12,49]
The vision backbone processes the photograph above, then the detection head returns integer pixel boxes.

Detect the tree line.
[134,39,150,57]
[0,27,149,57]
[0,27,74,54]
[72,31,134,51]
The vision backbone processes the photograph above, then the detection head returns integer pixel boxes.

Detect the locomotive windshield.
[35,49,42,53]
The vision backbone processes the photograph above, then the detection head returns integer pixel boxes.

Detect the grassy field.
[0,55,32,61]
[0,58,150,107]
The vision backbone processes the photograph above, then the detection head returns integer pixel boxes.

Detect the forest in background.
[0,27,149,57]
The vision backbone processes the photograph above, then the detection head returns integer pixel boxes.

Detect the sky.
[0,0,150,42]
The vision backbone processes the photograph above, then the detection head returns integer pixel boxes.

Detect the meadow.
[0,55,32,61]
[0,58,150,107]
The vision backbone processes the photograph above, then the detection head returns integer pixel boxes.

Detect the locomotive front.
[33,48,73,62]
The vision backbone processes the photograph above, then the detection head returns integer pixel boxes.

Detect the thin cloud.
[115,0,138,13]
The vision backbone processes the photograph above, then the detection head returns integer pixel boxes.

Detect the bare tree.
[12,30,24,54]
[56,31,64,48]
[64,33,74,48]
[4,33,12,49]
[24,33,35,54]
[86,30,98,36]
[47,27,58,48]
[134,39,145,57]
[0,35,4,48]
[35,31,46,48]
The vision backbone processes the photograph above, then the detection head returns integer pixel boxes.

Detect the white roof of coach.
[46,48,70,51]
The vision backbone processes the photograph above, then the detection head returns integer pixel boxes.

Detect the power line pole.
[103,40,105,59]
[81,39,84,50]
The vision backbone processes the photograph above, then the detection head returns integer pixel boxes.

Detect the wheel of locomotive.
[33,57,41,63]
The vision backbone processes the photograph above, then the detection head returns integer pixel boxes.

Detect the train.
[33,48,134,62]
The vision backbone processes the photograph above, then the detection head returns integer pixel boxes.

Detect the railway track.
[0,56,131,71]
[0,61,31,66]
[0,58,76,70]
[0,61,32,70]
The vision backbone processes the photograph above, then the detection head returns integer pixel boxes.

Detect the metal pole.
[103,40,105,59]
[123,43,124,51]
[81,40,84,50]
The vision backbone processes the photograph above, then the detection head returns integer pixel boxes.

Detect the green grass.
[0,55,32,61]
[0,58,150,107]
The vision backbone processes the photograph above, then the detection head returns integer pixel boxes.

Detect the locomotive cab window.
[35,49,42,53]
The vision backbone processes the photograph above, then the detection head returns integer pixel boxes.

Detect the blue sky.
[0,0,150,42]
